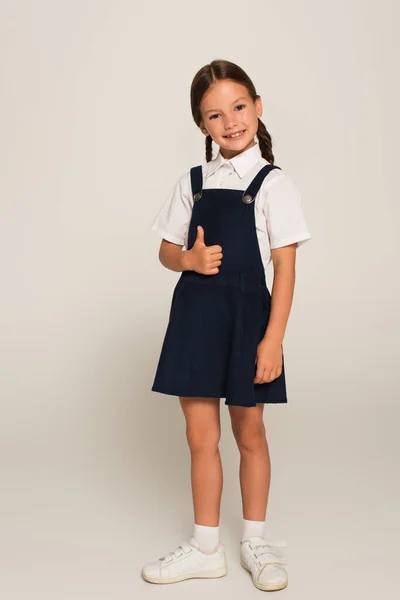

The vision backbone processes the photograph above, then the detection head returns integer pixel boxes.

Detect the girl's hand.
[254,338,283,384]
[186,225,223,275]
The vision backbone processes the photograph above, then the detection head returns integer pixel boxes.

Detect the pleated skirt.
[152,271,287,407]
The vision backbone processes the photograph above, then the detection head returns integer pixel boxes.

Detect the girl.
[142,59,311,591]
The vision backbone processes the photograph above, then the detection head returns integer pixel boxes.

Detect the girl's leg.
[228,403,270,521]
[179,397,222,526]
[141,396,226,583]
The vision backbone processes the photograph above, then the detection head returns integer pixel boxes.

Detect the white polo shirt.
[150,141,311,278]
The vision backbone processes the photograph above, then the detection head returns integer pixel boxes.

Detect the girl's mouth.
[224,129,246,140]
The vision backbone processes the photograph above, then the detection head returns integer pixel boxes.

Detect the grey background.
[0,0,399,598]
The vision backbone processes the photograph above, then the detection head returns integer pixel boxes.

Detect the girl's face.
[199,80,262,160]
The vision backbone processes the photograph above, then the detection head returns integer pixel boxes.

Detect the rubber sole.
[141,564,228,584]
[240,558,288,591]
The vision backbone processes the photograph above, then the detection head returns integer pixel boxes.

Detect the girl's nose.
[224,116,236,129]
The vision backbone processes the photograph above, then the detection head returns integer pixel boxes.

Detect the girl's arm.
[263,243,297,345]
[158,239,189,272]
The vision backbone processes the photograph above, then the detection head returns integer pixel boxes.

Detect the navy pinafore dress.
[152,163,288,408]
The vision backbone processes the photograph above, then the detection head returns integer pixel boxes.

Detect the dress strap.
[242,164,281,204]
[190,165,203,203]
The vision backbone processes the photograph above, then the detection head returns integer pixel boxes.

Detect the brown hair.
[190,59,275,164]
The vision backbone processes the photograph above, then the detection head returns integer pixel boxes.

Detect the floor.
[1,403,397,600]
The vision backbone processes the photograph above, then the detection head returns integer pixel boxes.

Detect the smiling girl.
[142,59,311,591]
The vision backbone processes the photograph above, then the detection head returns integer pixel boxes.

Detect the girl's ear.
[256,96,263,117]
[199,120,209,136]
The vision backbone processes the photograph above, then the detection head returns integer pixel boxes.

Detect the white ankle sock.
[242,518,265,542]
[193,523,220,554]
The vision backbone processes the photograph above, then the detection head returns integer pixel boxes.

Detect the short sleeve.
[149,170,193,249]
[263,171,312,249]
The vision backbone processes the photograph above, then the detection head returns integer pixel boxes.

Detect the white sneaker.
[240,536,288,591]
[141,537,227,584]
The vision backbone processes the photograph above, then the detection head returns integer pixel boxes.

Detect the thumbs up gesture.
[187,225,223,275]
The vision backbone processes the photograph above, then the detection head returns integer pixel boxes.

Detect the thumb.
[195,225,205,245]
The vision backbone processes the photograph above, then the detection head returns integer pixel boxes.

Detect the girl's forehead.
[201,81,251,109]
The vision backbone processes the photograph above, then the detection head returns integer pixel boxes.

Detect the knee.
[232,422,266,453]
[186,426,221,454]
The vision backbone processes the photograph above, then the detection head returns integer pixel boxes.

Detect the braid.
[205,135,213,162]
[257,118,274,164]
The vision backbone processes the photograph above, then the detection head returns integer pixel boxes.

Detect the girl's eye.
[209,104,246,120]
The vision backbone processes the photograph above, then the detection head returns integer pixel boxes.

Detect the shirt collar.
[207,141,264,179]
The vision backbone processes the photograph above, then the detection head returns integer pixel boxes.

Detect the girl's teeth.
[226,130,244,138]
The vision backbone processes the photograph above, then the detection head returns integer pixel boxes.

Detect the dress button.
[242,193,253,204]
[193,192,202,202]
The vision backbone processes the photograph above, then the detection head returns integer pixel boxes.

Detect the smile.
[224,130,246,139]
